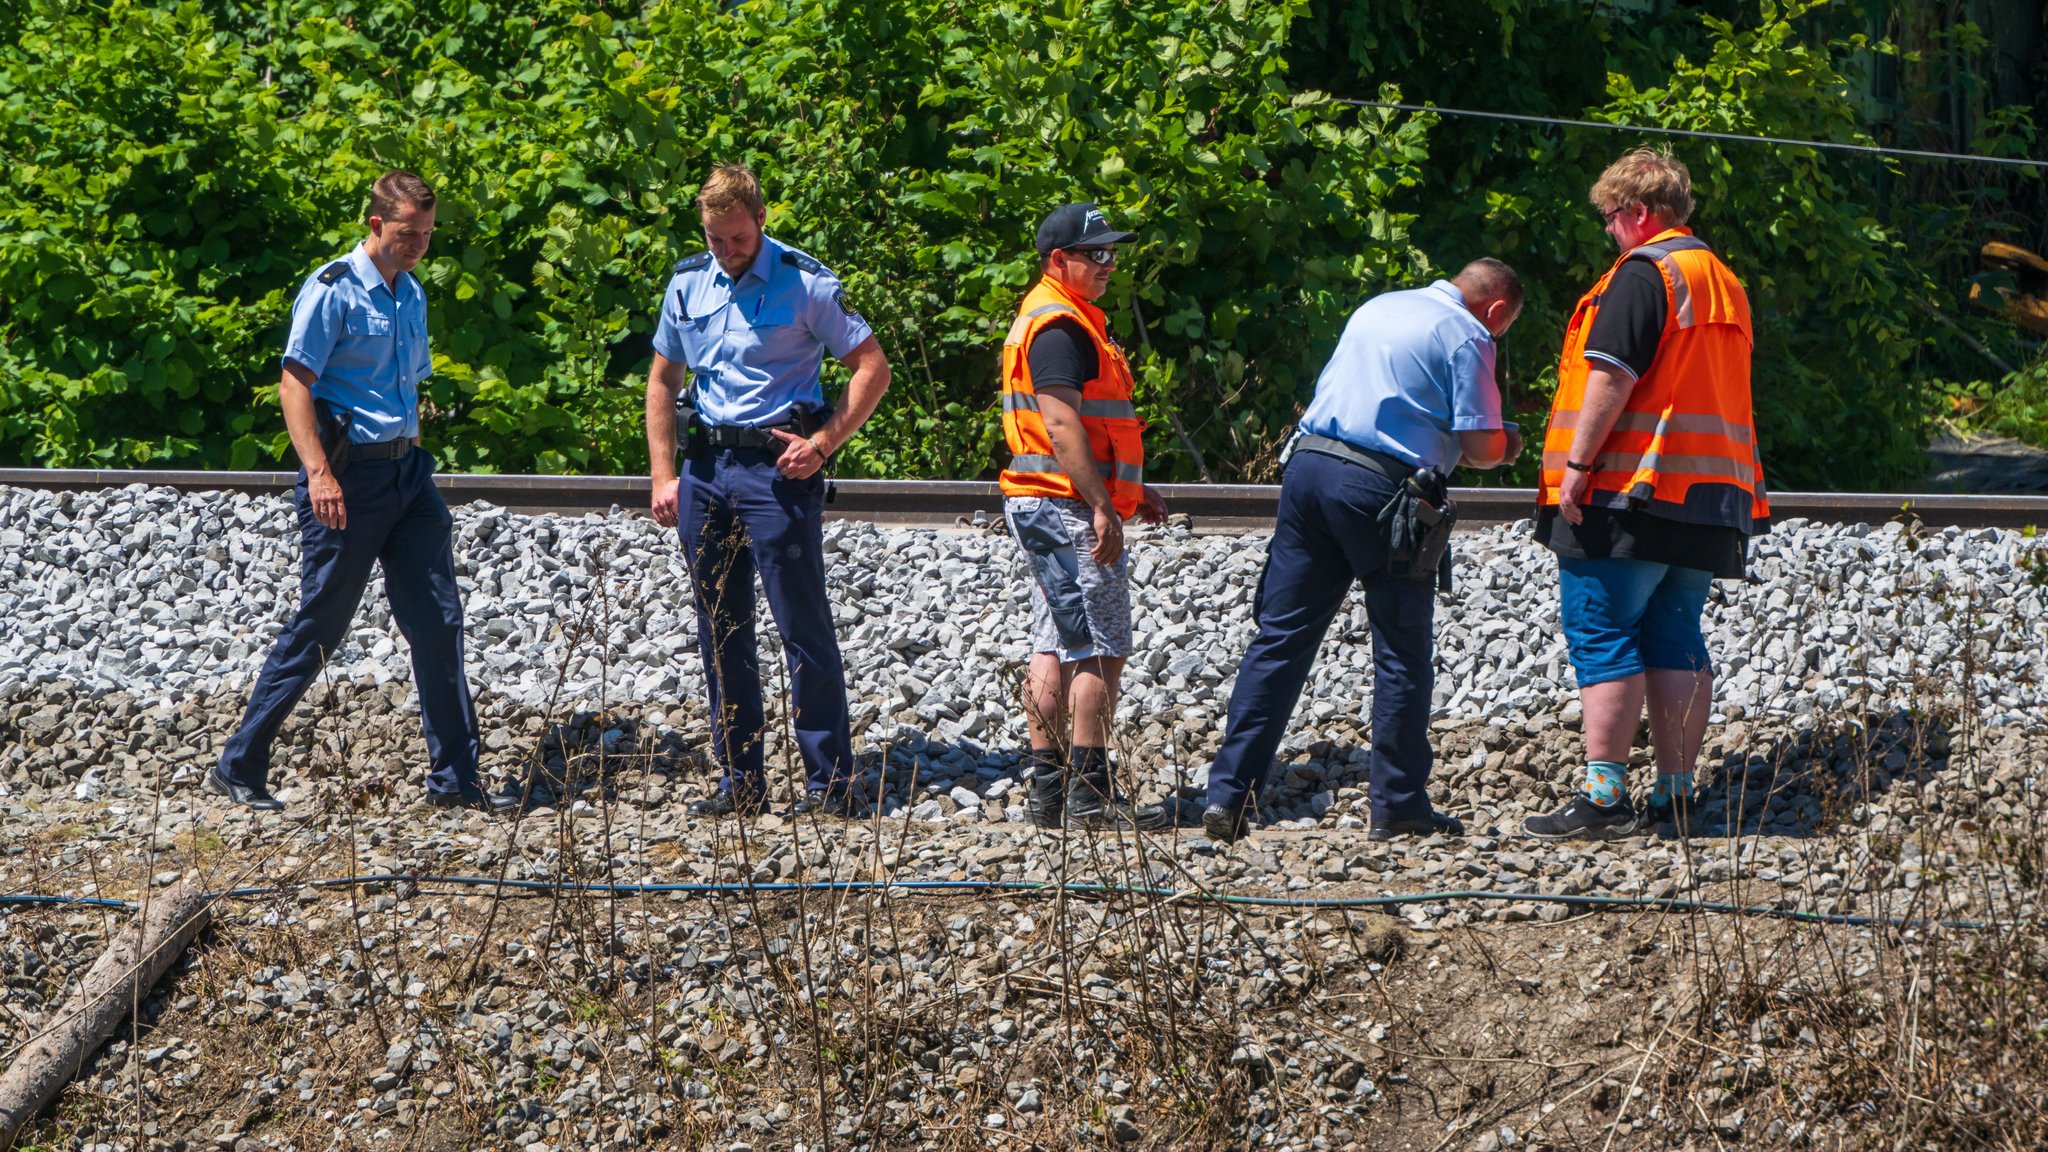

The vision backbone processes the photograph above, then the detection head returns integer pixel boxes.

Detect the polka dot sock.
[1652,771,1693,806]
[1584,760,1629,807]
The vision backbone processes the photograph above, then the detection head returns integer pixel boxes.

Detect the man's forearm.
[646,374,682,480]
[1041,410,1115,513]
[814,342,890,456]
[1569,369,1635,466]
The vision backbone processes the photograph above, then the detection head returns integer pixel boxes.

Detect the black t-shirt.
[1536,255,1748,578]
[1026,317,1098,393]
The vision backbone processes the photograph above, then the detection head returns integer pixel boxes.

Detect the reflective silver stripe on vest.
[1550,408,1754,445]
[1003,391,1041,414]
[1540,448,1755,486]
[1008,454,1144,485]
[1077,398,1138,420]
[1004,302,1082,347]
[1632,237,1712,330]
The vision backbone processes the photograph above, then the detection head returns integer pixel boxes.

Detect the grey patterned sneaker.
[1522,792,1640,840]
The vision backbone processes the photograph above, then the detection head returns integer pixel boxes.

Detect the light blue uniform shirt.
[651,234,874,427]
[1297,280,1504,474]
[281,243,429,444]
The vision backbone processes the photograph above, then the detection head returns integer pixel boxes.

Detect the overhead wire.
[1335,98,2048,171]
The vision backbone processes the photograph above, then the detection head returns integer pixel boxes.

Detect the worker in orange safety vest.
[1523,147,1771,841]
[999,202,1170,832]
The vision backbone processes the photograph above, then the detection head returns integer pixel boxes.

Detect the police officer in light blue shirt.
[645,163,892,820]
[212,171,513,815]
[1201,260,1525,844]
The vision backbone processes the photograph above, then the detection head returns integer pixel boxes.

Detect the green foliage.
[1954,357,2048,448]
[0,0,2035,486]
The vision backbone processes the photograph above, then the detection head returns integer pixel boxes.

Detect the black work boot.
[1066,747,1170,831]
[1025,749,1066,829]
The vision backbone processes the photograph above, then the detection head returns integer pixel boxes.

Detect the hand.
[308,468,346,531]
[770,428,828,480]
[1558,464,1590,526]
[651,474,681,528]
[1136,484,1168,524]
[1502,425,1525,466]
[1091,504,1125,567]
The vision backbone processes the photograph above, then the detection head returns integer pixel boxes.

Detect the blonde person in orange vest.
[1523,148,1770,841]
[1000,203,1171,831]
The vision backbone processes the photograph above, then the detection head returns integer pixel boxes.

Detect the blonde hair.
[695,163,765,218]
[1589,147,1694,226]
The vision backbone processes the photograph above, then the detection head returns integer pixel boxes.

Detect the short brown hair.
[1589,147,1694,225]
[696,163,765,218]
[367,171,435,222]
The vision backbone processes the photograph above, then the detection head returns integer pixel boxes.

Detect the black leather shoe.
[690,787,764,819]
[1368,809,1465,841]
[426,784,519,814]
[1202,804,1248,844]
[205,768,284,812]
[792,788,872,819]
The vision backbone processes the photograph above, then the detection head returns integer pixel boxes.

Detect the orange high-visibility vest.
[998,277,1146,519]
[1540,227,1770,532]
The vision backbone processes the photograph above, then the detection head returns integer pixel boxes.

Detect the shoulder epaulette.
[316,261,351,285]
[673,252,714,275]
[781,250,825,275]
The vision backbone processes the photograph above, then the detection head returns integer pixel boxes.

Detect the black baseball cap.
[1035,202,1136,258]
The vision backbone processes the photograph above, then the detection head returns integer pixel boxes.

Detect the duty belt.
[700,422,804,450]
[352,438,412,462]
[1294,434,1411,480]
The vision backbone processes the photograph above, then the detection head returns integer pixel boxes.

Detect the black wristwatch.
[1565,460,1596,473]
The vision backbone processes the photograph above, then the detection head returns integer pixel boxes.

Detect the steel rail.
[3,468,2046,529]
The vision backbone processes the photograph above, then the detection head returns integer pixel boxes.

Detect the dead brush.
[1621,549,2048,1151]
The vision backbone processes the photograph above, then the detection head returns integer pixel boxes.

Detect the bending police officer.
[645,164,891,820]
[1202,260,1526,843]
[212,171,512,814]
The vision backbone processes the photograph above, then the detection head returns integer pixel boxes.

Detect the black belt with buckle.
[353,438,412,462]
[700,422,801,450]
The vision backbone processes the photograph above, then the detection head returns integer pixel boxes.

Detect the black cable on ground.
[0,875,2011,932]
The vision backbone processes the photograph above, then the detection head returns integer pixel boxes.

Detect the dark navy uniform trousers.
[1206,449,1438,825]
[218,450,480,794]
[679,447,853,797]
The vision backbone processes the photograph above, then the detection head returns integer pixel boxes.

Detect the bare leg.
[1068,655,1126,748]
[1580,674,1647,765]
[1025,652,1067,752]
[1645,668,1712,775]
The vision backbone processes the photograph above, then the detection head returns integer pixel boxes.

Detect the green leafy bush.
[0,0,2033,487]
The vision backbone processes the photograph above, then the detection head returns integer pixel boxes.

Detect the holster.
[677,395,707,463]
[314,400,354,479]
[1376,467,1457,593]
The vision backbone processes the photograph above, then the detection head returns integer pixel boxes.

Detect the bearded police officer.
[1522,149,1769,840]
[1201,260,1526,844]
[211,171,513,814]
[646,164,891,820]
[1000,203,1170,831]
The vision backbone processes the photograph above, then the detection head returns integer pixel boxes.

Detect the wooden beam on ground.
[0,882,212,1151]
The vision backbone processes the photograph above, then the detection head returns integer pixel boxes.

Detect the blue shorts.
[1557,557,1714,687]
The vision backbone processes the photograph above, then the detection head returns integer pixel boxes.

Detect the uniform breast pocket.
[735,301,799,354]
[344,308,393,337]
[407,315,431,381]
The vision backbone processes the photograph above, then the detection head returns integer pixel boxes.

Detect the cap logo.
[1084,210,1108,231]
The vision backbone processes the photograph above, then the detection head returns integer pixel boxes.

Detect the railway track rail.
[4,468,2046,529]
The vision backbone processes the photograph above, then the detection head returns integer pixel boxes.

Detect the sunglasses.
[1062,247,1117,266]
